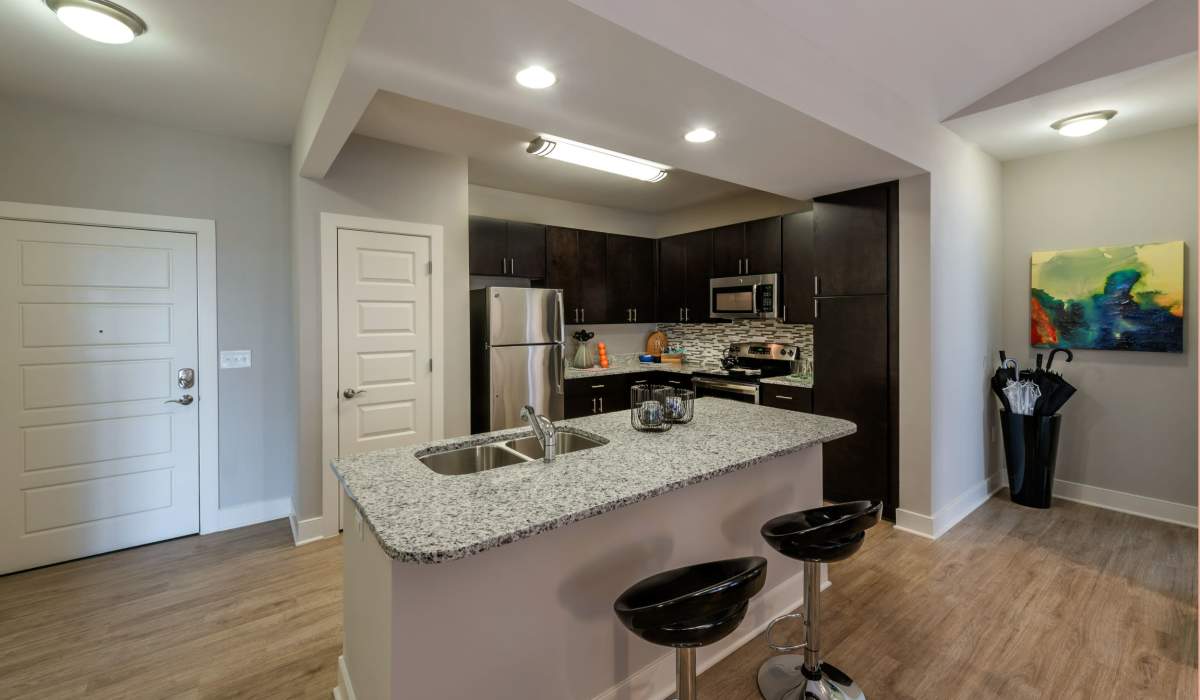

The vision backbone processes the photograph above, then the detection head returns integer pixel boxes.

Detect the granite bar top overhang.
[331,398,854,564]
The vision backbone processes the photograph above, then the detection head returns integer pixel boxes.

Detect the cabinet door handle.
[813,275,820,295]
[633,308,637,322]
[813,299,819,319]
[502,257,508,274]
[744,258,750,274]
[598,397,604,412]
[783,304,788,322]
[685,307,690,321]
[591,398,597,413]
[581,309,585,323]
[510,257,516,275]
[591,384,605,389]
[774,394,792,400]
[679,307,683,322]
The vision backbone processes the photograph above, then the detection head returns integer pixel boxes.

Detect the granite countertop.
[330,398,854,564]
[565,355,815,388]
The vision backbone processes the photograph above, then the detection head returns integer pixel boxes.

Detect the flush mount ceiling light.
[45,0,146,44]
[684,127,716,143]
[1050,110,1117,137]
[515,65,557,89]
[527,135,669,182]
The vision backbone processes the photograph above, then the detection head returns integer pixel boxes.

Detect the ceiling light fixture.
[527,136,669,182]
[1050,110,1117,137]
[515,65,557,89]
[45,0,146,44]
[684,127,716,143]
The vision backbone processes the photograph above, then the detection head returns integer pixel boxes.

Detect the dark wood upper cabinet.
[576,230,607,324]
[813,294,889,505]
[547,227,606,324]
[812,184,889,296]
[657,235,688,323]
[468,216,507,276]
[506,221,546,279]
[606,234,655,324]
[469,216,546,278]
[683,229,712,323]
[710,223,745,277]
[744,216,782,274]
[781,211,814,324]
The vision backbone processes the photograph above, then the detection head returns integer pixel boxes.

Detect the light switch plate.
[220,350,252,369]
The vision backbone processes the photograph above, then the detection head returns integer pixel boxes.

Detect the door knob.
[343,388,368,399]
[164,394,194,405]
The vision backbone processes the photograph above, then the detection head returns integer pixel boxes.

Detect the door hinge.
[427,261,433,274]
[429,358,434,371]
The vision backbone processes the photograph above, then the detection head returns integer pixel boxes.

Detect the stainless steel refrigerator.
[470,287,565,433]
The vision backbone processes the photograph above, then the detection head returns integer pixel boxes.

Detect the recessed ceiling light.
[527,135,669,182]
[45,0,146,44]
[1050,110,1117,138]
[684,127,716,143]
[515,66,557,89]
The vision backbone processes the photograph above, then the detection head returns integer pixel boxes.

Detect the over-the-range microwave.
[709,273,780,320]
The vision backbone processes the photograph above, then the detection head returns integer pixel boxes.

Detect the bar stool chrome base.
[757,657,865,700]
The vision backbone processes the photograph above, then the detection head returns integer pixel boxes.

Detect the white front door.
[0,220,200,574]
[337,229,433,457]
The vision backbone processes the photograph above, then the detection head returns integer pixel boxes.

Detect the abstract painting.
[1031,241,1184,352]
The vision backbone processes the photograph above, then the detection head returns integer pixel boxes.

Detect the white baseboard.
[213,496,292,533]
[290,511,326,546]
[332,655,356,700]
[591,568,830,700]
[894,471,1005,540]
[995,472,1197,528]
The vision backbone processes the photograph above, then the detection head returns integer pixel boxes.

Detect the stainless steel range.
[691,341,798,404]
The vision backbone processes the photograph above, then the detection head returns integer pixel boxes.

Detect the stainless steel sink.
[418,430,607,475]
[418,443,532,476]
[504,432,606,458]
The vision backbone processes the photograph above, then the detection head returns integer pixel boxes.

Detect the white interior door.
[0,220,200,574]
[338,229,433,457]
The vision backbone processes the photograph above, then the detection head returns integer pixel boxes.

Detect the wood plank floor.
[701,492,1198,699]
[0,492,1193,699]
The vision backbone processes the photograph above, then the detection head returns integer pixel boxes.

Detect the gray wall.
[1001,126,1197,505]
[0,97,294,510]
[291,135,469,518]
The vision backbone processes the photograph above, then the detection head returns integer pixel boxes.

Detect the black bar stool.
[757,501,881,700]
[615,556,768,700]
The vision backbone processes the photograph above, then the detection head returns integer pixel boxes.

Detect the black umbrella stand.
[999,411,1063,508]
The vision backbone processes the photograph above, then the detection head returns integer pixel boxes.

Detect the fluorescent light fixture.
[684,127,716,143]
[45,0,146,44]
[527,136,669,182]
[515,65,557,89]
[1050,110,1117,137]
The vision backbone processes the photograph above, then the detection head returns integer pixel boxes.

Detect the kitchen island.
[331,398,853,700]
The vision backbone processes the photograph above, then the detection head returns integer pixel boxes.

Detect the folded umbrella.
[1035,347,1076,416]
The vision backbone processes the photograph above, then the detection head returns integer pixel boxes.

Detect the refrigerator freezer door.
[486,287,563,346]
[488,343,565,430]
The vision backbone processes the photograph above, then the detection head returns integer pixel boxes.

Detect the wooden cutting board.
[646,331,668,356]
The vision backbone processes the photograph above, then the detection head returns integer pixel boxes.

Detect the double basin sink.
[418,430,606,476]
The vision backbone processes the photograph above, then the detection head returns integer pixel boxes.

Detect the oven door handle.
[692,377,760,397]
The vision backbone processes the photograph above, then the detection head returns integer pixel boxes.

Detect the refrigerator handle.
[555,344,565,395]
[555,291,566,342]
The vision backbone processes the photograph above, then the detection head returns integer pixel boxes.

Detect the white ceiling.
[341,0,923,204]
[943,53,1197,161]
[743,0,1158,121]
[0,0,333,144]
[355,92,754,213]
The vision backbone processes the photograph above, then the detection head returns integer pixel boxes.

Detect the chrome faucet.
[520,405,557,462]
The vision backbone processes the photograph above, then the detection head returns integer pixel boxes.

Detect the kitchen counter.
[331,397,852,564]
[565,353,815,387]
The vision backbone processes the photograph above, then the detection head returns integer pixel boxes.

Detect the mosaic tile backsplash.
[656,320,814,367]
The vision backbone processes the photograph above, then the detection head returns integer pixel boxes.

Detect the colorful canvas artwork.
[1030,241,1184,353]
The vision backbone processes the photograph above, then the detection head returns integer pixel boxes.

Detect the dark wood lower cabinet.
[761,386,813,412]
[813,295,889,508]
